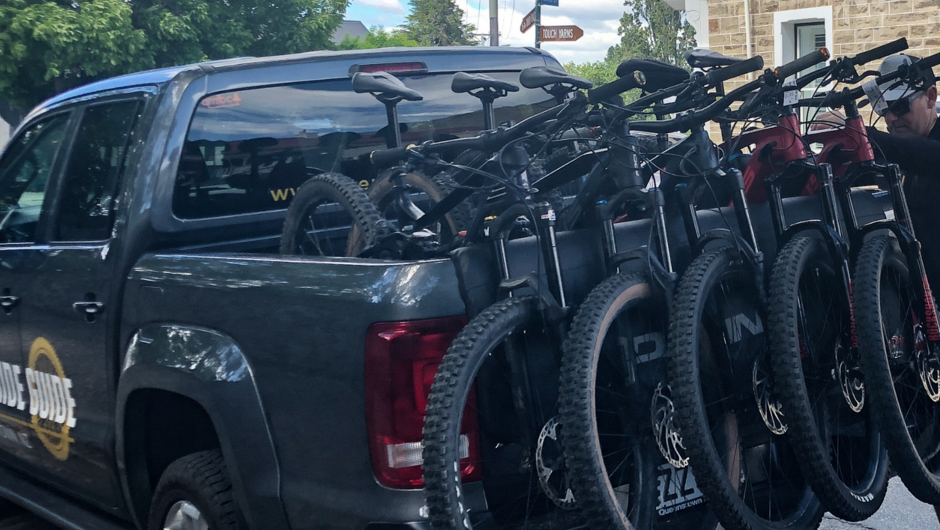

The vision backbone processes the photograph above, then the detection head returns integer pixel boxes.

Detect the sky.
[344,0,632,65]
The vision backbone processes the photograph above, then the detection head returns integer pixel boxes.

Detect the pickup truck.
[0,46,563,530]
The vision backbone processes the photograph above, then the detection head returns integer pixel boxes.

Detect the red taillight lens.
[364,316,481,489]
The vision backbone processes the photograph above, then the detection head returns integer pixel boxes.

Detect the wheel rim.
[293,199,360,256]
[881,264,940,468]
[163,500,209,530]
[697,269,815,522]
[797,259,881,494]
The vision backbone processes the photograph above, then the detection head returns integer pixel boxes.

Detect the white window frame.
[773,6,833,69]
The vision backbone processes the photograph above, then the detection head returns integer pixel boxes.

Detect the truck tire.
[148,450,244,530]
[280,173,386,257]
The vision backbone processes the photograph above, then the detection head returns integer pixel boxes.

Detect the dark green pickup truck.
[0,46,561,530]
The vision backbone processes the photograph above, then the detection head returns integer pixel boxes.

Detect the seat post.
[383,99,402,149]
[480,94,496,131]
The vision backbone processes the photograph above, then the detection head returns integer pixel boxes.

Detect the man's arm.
[867,127,940,176]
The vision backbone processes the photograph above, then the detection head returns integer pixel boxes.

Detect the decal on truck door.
[0,337,76,460]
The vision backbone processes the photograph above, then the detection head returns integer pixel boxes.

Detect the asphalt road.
[0,477,936,530]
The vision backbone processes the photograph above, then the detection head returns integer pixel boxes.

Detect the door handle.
[73,301,105,315]
[0,295,19,308]
[0,295,19,312]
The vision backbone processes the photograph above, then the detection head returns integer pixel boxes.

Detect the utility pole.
[535,0,541,48]
[489,0,499,45]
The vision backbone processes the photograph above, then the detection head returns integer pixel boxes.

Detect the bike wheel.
[367,171,473,244]
[855,235,940,504]
[667,247,824,530]
[559,273,719,530]
[768,236,888,521]
[279,173,385,256]
[423,297,582,530]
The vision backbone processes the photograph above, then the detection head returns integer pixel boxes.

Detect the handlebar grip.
[775,48,831,79]
[370,146,410,166]
[917,50,940,70]
[703,55,765,86]
[587,70,647,104]
[853,38,908,66]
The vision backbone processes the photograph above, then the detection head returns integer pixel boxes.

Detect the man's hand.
[810,110,846,131]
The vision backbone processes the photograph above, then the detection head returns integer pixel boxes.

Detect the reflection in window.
[0,114,70,243]
[56,100,142,241]
[175,73,556,219]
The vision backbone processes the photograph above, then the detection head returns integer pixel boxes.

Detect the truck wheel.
[148,450,244,530]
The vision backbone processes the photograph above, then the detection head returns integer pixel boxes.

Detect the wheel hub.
[535,416,577,509]
[163,500,208,530]
[651,382,689,468]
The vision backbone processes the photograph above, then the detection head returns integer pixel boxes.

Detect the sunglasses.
[876,92,921,117]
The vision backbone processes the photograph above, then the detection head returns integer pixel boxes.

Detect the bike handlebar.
[774,48,831,80]
[587,70,647,104]
[854,38,908,66]
[631,76,763,133]
[704,55,765,87]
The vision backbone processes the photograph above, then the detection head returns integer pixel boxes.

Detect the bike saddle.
[684,48,744,68]
[519,66,592,90]
[451,72,520,95]
[351,72,424,102]
[616,59,690,92]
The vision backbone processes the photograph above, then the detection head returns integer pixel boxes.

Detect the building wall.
[708,0,940,69]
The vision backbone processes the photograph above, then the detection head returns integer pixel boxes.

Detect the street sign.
[540,25,583,42]
[520,8,536,33]
[542,0,559,6]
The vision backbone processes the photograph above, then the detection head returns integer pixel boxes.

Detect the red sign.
[520,8,536,33]
[540,25,583,42]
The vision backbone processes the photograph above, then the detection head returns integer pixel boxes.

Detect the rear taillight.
[365,316,481,489]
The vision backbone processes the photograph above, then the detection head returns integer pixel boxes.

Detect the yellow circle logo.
[28,338,73,461]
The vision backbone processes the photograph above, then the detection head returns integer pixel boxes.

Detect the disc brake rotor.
[835,342,865,413]
[651,382,690,468]
[535,416,577,509]
[752,352,788,435]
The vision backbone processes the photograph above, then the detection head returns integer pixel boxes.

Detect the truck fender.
[116,324,289,530]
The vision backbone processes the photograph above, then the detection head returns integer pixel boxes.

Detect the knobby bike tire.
[364,170,473,244]
[854,235,940,504]
[423,296,581,530]
[279,173,385,257]
[768,236,888,521]
[667,247,824,530]
[559,272,719,530]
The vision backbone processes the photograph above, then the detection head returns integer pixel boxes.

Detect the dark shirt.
[867,119,940,287]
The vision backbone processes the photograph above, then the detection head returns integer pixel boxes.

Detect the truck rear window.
[175,72,556,219]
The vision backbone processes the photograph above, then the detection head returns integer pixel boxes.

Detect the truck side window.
[55,100,142,242]
[0,113,70,243]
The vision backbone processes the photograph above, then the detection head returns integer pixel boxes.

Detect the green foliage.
[563,59,619,88]
[0,0,349,113]
[336,25,419,50]
[403,0,476,46]
[606,0,696,68]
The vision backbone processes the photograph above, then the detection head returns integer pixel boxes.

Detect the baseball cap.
[876,54,936,103]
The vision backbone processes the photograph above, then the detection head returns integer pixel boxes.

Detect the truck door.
[13,96,145,510]
[0,112,73,468]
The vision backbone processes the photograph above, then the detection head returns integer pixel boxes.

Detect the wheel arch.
[116,323,289,530]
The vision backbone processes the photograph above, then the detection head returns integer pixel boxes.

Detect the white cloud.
[353,0,406,15]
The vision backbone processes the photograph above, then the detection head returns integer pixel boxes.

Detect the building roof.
[332,20,370,43]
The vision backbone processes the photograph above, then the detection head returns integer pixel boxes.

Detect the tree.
[606,0,696,68]
[336,25,419,50]
[563,59,619,88]
[403,0,476,47]
[0,0,348,115]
